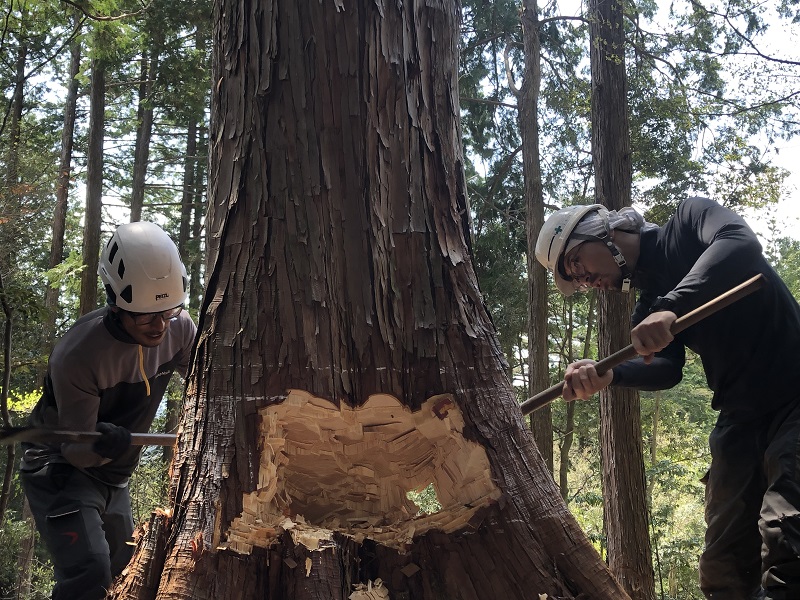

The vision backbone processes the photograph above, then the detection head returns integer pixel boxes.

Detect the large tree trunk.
[79,58,106,316]
[114,2,628,598]
[589,0,655,598]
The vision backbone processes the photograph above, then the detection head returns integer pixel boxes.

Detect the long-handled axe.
[520,273,766,416]
[0,427,177,446]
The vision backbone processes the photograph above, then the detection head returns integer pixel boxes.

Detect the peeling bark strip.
[114,1,631,598]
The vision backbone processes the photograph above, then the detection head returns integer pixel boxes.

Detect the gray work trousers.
[20,463,134,600]
[700,400,800,600]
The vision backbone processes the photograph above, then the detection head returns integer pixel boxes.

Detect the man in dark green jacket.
[536,196,800,600]
[21,222,197,600]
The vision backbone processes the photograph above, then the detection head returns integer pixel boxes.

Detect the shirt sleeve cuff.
[649,296,677,315]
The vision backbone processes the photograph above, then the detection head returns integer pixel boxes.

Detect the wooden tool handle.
[51,431,177,446]
[0,428,178,446]
[519,273,766,416]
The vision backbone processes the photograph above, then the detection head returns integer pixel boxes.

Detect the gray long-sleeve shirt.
[21,307,196,484]
[611,196,800,422]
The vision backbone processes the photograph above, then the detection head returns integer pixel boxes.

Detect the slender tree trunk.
[80,58,106,315]
[0,33,26,525]
[44,25,81,353]
[178,121,197,259]
[5,29,26,188]
[0,268,14,524]
[131,50,158,222]
[4,21,36,594]
[589,0,655,598]
[164,119,198,464]
[189,122,206,305]
[519,0,553,472]
[13,498,35,600]
[113,2,628,598]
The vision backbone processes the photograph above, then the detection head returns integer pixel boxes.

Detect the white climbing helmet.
[98,222,188,313]
[535,204,606,296]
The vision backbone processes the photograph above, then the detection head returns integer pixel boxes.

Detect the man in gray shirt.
[20,222,197,600]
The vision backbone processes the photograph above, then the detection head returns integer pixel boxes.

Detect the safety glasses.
[124,305,183,326]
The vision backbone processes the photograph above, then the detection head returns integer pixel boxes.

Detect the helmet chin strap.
[605,236,632,293]
[569,214,633,293]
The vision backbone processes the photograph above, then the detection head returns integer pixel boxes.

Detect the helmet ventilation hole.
[117,259,125,279]
[120,285,133,304]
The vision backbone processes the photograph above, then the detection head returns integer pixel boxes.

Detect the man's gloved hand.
[93,422,132,460]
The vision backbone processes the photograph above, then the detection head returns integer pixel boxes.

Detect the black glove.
[93,422,132,460]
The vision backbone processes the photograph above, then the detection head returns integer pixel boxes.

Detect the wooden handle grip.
[0,428,177,446]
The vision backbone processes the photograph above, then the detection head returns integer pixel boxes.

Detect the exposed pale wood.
[221,391,500,553]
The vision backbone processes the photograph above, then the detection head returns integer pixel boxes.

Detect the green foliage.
[640,357,716,598]
[561,354,717,597]
[8,389,41,415]
[769,237,800,297]
[44,250,86,298]
[0,517,53,599]
[626,0,798,215]
[130,446,170,524]
[407,483,442,516]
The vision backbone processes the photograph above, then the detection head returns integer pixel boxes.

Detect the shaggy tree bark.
[113,2,629,598]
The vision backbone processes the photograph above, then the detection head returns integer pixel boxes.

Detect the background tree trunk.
[113,1,629,598]
[0,30,27,525]
[130,52,157,223]
[13,498,35,600]
[79,58,106,316]
[519,0,554,472]
[44,25,81,352]
[165,119,199,464]
[589,0,655,597]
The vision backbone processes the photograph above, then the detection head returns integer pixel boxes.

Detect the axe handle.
[519,273,766,416]
[9,430,177,446]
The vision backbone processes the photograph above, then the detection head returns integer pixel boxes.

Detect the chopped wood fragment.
[190,532,204,560]
[350,579,390,599]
